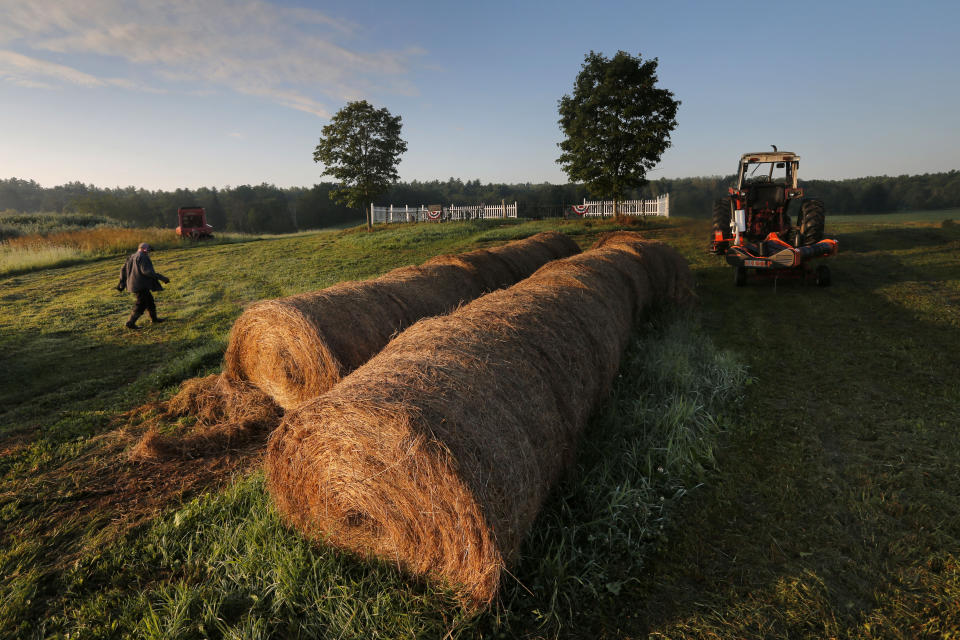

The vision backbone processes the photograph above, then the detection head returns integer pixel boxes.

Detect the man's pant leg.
[128,290,157,325]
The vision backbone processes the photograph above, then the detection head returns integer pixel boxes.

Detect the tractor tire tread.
[800,199,826,246]
[713,198,732,234]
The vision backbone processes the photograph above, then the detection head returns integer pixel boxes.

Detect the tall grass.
[0,228,177,276]
[0,227,265,277]
[0,245,89,275]
[0,210,125,241]
[3,227,177,253]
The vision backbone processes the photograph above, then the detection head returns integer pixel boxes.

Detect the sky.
[0,0,957,191]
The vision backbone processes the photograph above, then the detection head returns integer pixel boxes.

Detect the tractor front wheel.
[799,199,825,245]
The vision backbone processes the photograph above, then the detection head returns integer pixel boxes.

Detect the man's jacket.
[118,251,167,293]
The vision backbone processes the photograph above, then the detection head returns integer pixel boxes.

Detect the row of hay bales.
[264,231,692,608]
[132,231,579,461]
[222,231,581,410]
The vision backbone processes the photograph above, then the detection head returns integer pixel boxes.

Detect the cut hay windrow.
[223,231,580,410]
[264,231,693,608]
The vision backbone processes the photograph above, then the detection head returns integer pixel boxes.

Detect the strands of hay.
[593,230,694,303]
[223,231,580,410]
[129,375,282,461]
[265,232,692,608]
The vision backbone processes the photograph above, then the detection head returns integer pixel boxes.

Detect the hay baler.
[709,148,837,286]
[176,206,214,240]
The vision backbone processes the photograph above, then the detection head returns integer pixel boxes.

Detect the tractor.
[176,206,214,240]
[709,147,837,286]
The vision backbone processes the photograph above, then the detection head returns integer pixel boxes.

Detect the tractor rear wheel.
[712,198,731,235]
[799,199,825,245]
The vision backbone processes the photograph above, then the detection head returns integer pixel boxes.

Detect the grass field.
[830,208,960,225]
[1,214,958,638]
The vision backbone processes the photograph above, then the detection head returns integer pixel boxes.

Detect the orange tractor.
[176,206,214,240]
[710,148,837,286]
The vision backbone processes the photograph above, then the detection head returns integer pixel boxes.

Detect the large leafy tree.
[557,51,679,215]
[313,100,408,230]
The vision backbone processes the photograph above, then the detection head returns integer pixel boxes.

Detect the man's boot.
[126,311,141,330]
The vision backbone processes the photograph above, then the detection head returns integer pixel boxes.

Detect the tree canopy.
[3,172,959,235]
[313,100,408,230]
[557,51,680,213]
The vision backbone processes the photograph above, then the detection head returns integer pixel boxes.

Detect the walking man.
[117,242,170,329]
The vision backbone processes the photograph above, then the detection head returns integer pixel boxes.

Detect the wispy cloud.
[0,49,105,88]
[0,0,421,117]
[0,49,160,92]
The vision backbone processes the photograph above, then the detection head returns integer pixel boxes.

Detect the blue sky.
[0,0,957,190]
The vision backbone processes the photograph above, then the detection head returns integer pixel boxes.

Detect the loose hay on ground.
[265,231,693,608]
[129,374,282,461]
[223,231,581,409]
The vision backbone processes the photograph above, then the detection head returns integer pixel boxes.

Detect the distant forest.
[2,171,959,234]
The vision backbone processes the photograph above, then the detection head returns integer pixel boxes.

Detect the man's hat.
[138,242,153,252]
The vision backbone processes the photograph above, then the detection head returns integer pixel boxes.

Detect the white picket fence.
[579,194,669,217]
[371,202,518,224]
[370,205,426,224]
[370,195,667,223]
[447,202,517,220]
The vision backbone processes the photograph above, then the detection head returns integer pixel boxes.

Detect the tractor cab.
[176,206,214,240]
[736,151,800,191]
[730,151,804,244]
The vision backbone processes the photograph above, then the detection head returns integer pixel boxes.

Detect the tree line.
[2,171,959,234]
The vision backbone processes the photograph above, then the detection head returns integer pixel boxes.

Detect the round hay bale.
[265,239,691,607]
[425,249,515,293]
[425,231,581,293]
[488,231,582,281]
[223,279,410,410]
[593,231,694,303]
[373,262,486,323]
[224,232,581,410]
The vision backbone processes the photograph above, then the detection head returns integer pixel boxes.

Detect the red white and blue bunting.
[571,204,590,216]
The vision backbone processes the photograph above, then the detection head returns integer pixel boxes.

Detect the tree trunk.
[366,203,373,232]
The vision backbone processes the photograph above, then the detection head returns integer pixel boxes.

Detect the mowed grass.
[635,216,960,638]
[830,208,960,225]
[1,213,958,638]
